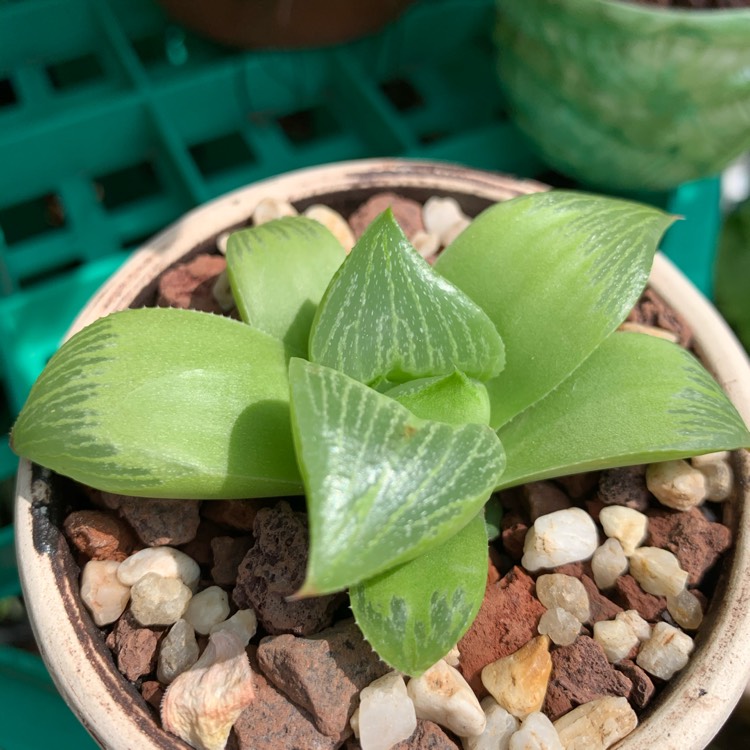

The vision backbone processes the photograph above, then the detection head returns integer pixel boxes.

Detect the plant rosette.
[12,160,750,750]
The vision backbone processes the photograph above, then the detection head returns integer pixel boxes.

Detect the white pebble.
[158,618,200,684]
[358,672,417,750]
[304,204,355,252]
[593,619,639,663]
[636,622,694,680]
[211,270,235,312]
[553,696,637,750]
[423,196,470,245]
[210,609,258,647]
[183,586,230,635]
[130,572,192,627]
[442,217,472,247]
[629,547,688,597]
[666,588,704,631]
[408,660,486,737]
[216,231,231,255]
[509,712,563,750]
[538,608,581,647]
[591,538,628,590]
[522,508,599,571]
[252,196,297,225]
[462,696,519,750]
[412,230,441,260]
[444,645,461,668]
[536,574,590,623]
[646,460,707,511]
[598,506,648,556]
[80,560,131,626]
[691,452,734,502]
[117,546,200,591]
[615,610,652,643]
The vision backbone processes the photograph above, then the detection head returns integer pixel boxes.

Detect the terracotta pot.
[157,0,416,49]
[14,159,750,749]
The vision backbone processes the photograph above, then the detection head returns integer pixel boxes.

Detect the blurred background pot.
[496,0,750,191]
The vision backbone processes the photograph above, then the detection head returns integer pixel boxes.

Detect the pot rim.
[13,158,750,750]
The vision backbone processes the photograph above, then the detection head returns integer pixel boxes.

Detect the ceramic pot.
[496,0,750,191]
[14,159,750,750]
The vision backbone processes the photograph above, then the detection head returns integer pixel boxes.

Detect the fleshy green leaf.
[350,513,488,676]
[288,358,505,595]
[309,210,504,386]
[496,332,750,489]
[11,308,302,499]
[385,371,491,426]
[227,217,346,357]
[435,191,674,428]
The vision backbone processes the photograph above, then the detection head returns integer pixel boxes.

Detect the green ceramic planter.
[496,0,750,191]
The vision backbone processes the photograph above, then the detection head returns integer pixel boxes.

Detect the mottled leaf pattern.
[288,358,505,595]
[309,210,504,385]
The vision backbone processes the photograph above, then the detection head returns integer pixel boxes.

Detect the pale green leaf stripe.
[351,513,488,676]
[435,191,674,428]
[309,210,504,386]
[227,216,345,357]
[289,358,505,595]
[12,308,303,499]
[497,332,750,489]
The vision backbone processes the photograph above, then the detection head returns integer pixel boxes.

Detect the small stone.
[535,574,590,623]
[444,645,461,668]
[646,460,707,511]
[157,254,227,313]
[216,231,231,255]
[357,672,417,750]
[628,547,688,597]
[636,622,694,680]
[210,609,258,646]
[130,572,193,627]
[391,721,461,750]
[442,217,472,247]
[211,269,235,312]
[304,204,356,252]
[615,610,651,643]
[202,499,272,531]
[184,586,231,635]
[591,538,628,590]
[408,660,486,737]
[556,473,599,500]
[612,576,666,622]
[593,620,639,664]
[538,608,581,647]
[210,535,253,586]
[522,508,599,571]
[522,482,572,523]
[179,519,225,567]
[252,197,298,225]
[157,618,200,684]
[64,510,137,562]
[422,197,470,246]
[141,680,165,711]
[80,559,131,626]
[481,637,552,719]
[412,230,441,260]
[666,588,704,631]
[106,610,163,682]
[598,466,650,512]
[691,452,734,502]
[349,193,425,241]
[118,546,200,590]
[462,697,519,750]
[509,712,563,750]
[501,514,529,561]
[598,506,647,556]
[614,660,655,710]
[553,696,637,750]
[580,576,623,626]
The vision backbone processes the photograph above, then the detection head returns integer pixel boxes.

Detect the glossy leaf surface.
[309,210,504,385]
[227,217,345,357]
[350,513,488,676]
[288,358,505,595]
[435,192,673,427]
[497,332,750,488]
[12,308,302,498]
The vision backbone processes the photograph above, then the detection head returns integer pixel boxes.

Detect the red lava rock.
[63,510,137,562]
[202,499,274,532]
[211,535,253,586]
[500,512,528,561]
[349,192,425,241]
[233,502,342,635]
[581,574,623,625]
[646,507,732,585]
[584,499,606,524]
[141,680,165,711]
[522,481,572,522]
[235,653,338,750]
[458,566,546,697]
[100,493,201,547]
[157,254,227,313]
[257,620,389,742]
[556,473,599,499]
[543,636,633,721]
[616,659,656,711]
[627,288,693,349]
[344,721,459,750]
[179,518,226,567]
[597,465,650,512]
[105,611,164,682]
[612,575,667,622]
